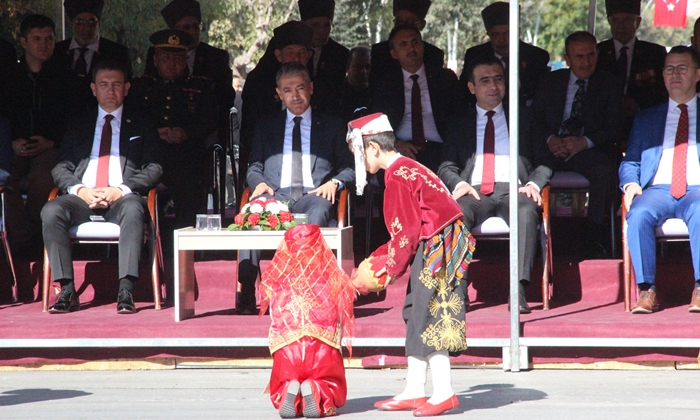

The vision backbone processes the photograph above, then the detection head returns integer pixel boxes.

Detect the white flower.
[278,202,289,212]
[241,203,250,213]
[249,203,264,214]
[265,201,281,214]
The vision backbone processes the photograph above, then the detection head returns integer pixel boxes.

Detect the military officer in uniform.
[128,29,217,229]
[145,0,235,148]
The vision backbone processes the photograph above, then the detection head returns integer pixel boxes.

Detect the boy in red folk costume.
[260,224,355,418]
[348,113,475,417]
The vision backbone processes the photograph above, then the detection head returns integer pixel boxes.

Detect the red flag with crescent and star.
[654,0,688,27]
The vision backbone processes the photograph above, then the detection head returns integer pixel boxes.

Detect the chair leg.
[2,234,18,302]
[622,227,631,312]
[42,248,51,312]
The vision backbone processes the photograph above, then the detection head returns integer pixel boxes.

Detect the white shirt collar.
[568,70,588,85]
[613,37,635,55]
[669,97,697,113]
[98,104,123,123]
[286,105,312,124]
[401,64,426,83]
[69,35,100,52]
[386,152,403,169]
[476,102,504,118]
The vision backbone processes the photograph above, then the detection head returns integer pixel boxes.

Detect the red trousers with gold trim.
[269,337,346,417]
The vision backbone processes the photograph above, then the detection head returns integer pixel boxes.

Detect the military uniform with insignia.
[128,29,218,229]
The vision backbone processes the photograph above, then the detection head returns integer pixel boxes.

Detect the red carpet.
[1,243,700,366]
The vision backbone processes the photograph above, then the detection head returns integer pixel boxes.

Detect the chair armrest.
[147,188,158,225]
[541,185,550,234]
[47,187,60,201]
[337,189,349,228]
[239,187,251,212]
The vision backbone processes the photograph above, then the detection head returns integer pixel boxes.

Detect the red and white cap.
[346,113,394,195]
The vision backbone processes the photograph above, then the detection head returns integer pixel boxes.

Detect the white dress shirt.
[69,36,99,73]
[395,65,443,143]
[652,98,700,186]
[70,105,131,195]
[470,103,511,186]
[279,106,314,189]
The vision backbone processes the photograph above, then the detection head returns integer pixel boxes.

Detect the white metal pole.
[588,0,597,34]
[508,0,521,372]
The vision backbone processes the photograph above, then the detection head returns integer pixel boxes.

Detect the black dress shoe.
[518,284,531,314]
[117,288,137,314]
[48,289,80,314]
[235,305,257,315]
[507,284,531,314]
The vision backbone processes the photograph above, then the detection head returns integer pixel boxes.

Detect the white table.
[173,226,354,321]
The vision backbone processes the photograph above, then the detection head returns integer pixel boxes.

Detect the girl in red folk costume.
[348,113,475,417]
[260,224,355,418]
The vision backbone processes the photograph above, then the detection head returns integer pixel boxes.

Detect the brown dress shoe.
[631,289,659,314]
[688,287,700,313]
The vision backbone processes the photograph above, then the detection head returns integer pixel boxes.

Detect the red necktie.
[410,74,425,150]
[481,110,496,195]
[95,114,114,188]
[671,104,688,199]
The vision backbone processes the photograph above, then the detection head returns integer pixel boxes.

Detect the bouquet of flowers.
[228,197,297,231]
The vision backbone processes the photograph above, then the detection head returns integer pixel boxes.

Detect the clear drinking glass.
[208,214,222,231]
[196,214,209,230]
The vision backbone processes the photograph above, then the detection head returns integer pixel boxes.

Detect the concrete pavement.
[1,367,698,419]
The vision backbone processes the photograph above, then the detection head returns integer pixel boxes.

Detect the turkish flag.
[654,0,688,28]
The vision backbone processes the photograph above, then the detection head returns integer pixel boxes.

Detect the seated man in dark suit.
[369,0,444,92]
[41,59,162,314]
[459,1,550,107]
[439,55,551,313]
[55,0,133,109]
[238,62,355,314]
[370,24,466,173]
[620,46,700,314]
[4,14,82,253]
[531,31,622,257]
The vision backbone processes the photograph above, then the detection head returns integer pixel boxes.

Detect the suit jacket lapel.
[119,108,133,173]
[553,70,569,127]
[310,111,320,169]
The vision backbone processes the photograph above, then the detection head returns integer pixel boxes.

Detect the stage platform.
[1,242,700,369]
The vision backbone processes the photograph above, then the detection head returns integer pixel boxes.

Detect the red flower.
[267,214,279,229]
[234,213,245,226]
[247,213,260,226]
[279,211,293,223]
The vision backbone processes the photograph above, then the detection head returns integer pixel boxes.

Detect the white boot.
[427,350,455,404]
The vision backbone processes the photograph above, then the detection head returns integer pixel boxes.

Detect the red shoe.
[279,380,300,418]
[374,397,428,411]
[301,379,323,418]
[413,395,459,417]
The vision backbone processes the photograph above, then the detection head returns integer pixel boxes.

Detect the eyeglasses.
[662,65,698,75]
[175,23,202,32]
[73,18,99,27]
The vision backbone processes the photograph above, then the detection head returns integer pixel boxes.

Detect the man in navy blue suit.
[237,62,354,314]
[620,46,700,314]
